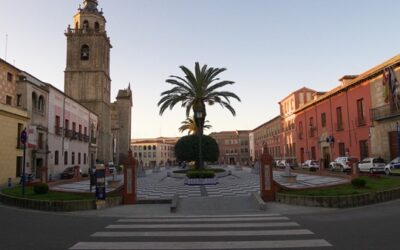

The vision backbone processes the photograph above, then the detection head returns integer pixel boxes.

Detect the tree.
[175,135,219,167]
[158,62,241,135]
[178,116,212,135]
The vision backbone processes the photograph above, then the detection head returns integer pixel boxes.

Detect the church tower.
[64,0,112,163]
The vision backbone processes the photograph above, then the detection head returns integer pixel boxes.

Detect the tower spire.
[82,0,99,13]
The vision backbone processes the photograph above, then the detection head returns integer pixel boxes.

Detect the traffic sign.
[20,129,27,144]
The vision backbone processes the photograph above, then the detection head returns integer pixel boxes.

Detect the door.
[389,131,399,160]
[322,146,330,170]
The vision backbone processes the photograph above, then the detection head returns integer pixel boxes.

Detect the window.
[339,143,346,157]
[7,72,13,82]
[83,20,89,29]
[6,95,12,105]
[72,152,75,165]
[79,124,82,134]
[38,133,44,149]
[321,113,326,127]
[84,127,87,135]
[311,146,316,160]
[94,22,100,31]
[64,151,68,165]
[16,156,22,177]
[17,123,23,148]
[55,151,59,165]
[144,146,147,150]
[81,44,89,60]
[359,140,369,160]
[17,94,22,106]
[153,145,156,150]
[153,152,156,157]
[32,92,37,110]
[336,107,343,130]
[357,99,365,126]
[84,153,87,164]
[72,122,76,132]
[78,152,81,164]
[38,95,45,112]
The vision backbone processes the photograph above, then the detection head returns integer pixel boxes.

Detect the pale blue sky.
[1,0,399,138]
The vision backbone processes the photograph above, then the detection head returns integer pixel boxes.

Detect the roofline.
[295,54,400,114]
[252,115,281,131]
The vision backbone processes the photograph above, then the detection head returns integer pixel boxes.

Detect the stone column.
[260,144,276,202]
[123,149,137,204]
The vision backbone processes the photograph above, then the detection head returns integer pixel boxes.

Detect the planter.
[184,178,218,185]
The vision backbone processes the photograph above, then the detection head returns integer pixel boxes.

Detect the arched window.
[94,22,100,32]
[153,145,156,150]
[32,92,37,110]
[83,20,89,30]
[38,95,45,112]
[144,146,147,150]
[55,151,59,165]
[81,44,89,60]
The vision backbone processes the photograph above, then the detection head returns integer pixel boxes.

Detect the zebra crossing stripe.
[117,216,290,223]
[70,239,332,249]
[124,213,282,219]
[106,221,300,229]
[91,229,314,237]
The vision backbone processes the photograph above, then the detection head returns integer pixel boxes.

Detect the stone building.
[0,59,29,185]
[209,131,250,165]
[252,115,281,161]
[111,85,132,165]
[131,137,179,168]
[64,0,131,164]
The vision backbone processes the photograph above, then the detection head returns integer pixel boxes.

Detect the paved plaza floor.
[51,166,349,200]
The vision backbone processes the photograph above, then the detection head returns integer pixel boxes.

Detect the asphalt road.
[1,198,399,250]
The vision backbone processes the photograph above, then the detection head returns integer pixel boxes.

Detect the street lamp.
[195,110,204,169]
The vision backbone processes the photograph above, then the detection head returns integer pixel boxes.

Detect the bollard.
[7,178,12,188]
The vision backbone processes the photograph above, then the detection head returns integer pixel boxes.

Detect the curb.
[251,192,266,210]
[276,187,400,208]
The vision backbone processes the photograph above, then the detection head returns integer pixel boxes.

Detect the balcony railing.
[64,129,73,138]
[91,137,97,144]
[71,132,79,140]
[83,135,90,142]
[78,133,83,141]
[370,103,400,121]
[356,117,366,127]
[335,123,344,131]
[55,126,63,136]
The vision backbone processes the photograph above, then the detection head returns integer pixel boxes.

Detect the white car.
[329,157,358,172]
[302,160,320,171]
[358,157,385,173]
[384,157,400,175]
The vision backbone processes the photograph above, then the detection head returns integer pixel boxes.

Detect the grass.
[1,186,96,201]
[280,176,400,196]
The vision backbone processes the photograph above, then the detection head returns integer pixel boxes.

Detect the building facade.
[131,137,178,168]
[252,115,281,161]
[111,86,132,165]
[0,59,29,185]
[209,131,250,165]
[47,85,98,178]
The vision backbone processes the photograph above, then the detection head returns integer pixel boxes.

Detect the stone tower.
[64,0,112,163]
[111,84,133,165]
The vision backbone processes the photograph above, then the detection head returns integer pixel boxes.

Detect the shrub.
[309,167,317,172]
[175,135,219,167]
[352,178,366,188]
[186,170,215,179]
[33,183,49,194]
[82,173,89,178]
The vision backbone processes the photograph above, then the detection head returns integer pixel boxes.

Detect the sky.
[1,0,400,138]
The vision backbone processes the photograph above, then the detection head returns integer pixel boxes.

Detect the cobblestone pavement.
[52,166,349,200]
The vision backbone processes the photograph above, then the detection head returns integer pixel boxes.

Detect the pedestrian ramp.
[69,213,332,249]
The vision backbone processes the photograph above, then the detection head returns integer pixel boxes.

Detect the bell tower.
[64,0,112,163]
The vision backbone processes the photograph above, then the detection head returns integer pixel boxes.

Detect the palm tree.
[178,116,212,135]
[158,62,240,135]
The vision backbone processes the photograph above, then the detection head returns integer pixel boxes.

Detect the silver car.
[358,157,385,173]
[384,157,400,175]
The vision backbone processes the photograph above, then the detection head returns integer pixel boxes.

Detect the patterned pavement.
[51,166,349,200]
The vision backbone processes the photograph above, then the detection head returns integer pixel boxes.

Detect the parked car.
[61,166,82,179]
[358,157,385,173]
[302,160,320,171]
[107,161,116,174]
[384,157,400,175]
[329,157,358,172]
[276,160,295,169]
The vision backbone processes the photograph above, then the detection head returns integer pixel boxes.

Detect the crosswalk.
[70,214,332,249]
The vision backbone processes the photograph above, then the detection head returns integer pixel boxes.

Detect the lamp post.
[195,110,204,169]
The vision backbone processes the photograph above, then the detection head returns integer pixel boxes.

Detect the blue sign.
[20,129,27,144]
[96,187,106,200]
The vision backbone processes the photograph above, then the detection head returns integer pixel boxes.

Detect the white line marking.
[106,222,300,229]
[117,216,290,223]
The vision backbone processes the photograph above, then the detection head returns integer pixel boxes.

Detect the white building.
[47,85,98,179]
[131,137,179,168]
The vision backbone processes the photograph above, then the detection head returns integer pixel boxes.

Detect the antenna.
[5,34,8,61]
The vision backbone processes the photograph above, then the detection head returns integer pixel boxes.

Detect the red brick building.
[209,131,250,165]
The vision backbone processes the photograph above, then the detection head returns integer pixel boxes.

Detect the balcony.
[335,123,344,131]
[83,135,90,142]
[91,137,97,144]
[64,129,73,138]
[356,117,366,127]
[71,132,79,140]
[370,103,400,121]
[55,126,63,136]
[78,133,83,141]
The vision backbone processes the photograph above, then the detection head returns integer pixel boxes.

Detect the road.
[1,199,399,250]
